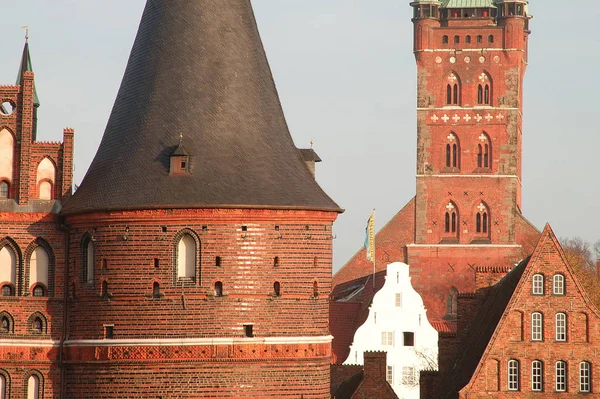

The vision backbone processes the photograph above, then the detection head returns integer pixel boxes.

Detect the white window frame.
[386,365,394,385]
[532,361,543,392]
[555,313,566,342]
[555,361,566,392]
[381,331,393,346]
[508,360,519,391]
[401,366,416,386]
[532,274,544,295]
[553,274,564,295]
[580,362,591,393]
[531,312,543,341]
[395,293,402,307]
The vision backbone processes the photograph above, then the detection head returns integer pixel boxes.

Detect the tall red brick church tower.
[1,1,341,398]
[332,0,540,361]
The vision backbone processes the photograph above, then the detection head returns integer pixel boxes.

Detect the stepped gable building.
[421,224,600,398]
[1,1,341,398]
[331,0,540,362]
[0,38,73,398]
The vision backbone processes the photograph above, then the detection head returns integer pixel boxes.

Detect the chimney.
[363,351,387,381]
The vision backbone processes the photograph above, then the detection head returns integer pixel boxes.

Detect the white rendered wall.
[343,262,439,399]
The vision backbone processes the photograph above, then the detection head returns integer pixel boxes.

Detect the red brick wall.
[64,208,338,398]
[461,231,600,397]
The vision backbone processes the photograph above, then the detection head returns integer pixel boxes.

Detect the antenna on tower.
[21,26,29,41]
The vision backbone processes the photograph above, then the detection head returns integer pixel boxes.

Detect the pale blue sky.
[1,1,598,272]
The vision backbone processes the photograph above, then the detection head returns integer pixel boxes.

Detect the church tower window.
[177,234,196,280]
[445,73,460,105]
[444,202,459,238]
[477,133,491,169]
[445,133,460,170]
[477,73,492,105]
[0,181,8,198]
[475,203,489,234]
[82,236,94,284]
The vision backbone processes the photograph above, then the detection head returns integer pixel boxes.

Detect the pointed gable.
[442,224,600,398]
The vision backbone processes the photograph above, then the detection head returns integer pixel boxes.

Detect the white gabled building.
[343,262,438,399]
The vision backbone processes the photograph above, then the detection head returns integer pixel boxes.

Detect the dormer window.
[169,135,191,175]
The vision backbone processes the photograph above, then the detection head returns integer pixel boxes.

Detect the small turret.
[411,0,442,51]
[16,32,41,141]
[496,0,531,49]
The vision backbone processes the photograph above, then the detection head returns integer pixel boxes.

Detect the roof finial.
[179,132,183,145]
[310,139,314,148]
[21,26,29,42]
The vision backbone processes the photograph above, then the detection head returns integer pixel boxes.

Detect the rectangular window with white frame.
[395,293,402,307]
[580,362,591,392]
[532,274,544,295]
[555,313,566,341]
[402,366,416,386]
[553,274,564,295]
[532,361,543,392]
[381,331,394,346]
[531,312,543,341]
[386,365,394,385]
[508,360,519,391]
[555,361,566,392]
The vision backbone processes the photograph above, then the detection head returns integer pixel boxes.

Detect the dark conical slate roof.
[63,0,341,215]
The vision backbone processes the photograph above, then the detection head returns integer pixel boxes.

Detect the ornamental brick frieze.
[66,342,331,363]
[428,111,506,125]
[0,345,58,362]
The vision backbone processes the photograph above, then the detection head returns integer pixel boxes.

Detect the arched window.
[274,281,281,297]
[488,35,494,44]
[101,280,109,300]
[444,202,458,234]
[445,133,459,169]
[27,374,40,399]
[442,35,448,44]
[556,313,567,341]
[0,181,8,199]
[32,285,44,297]
[477,35,483,43]
[555,361,567,392]
[477,133,491,168]
[313,281,319,298]
[0,129,14,193]
[177,234,196,280]
[477,72,492,105]
[531,361,543,391]
[1,285,12,297]
[215,281,223,297]
[447,287,458,316]
[453,35,459,44]
[82,236,94,284]
[153,282,161,299]
[465,35,471,44]
[475,203,489,234]
[1,315,10,333]
[29,246,49,295]
[531,312,543,341]
[553,274,565,295]
[32,317,43,334]
[445,73,460,105]
[36,158,56,200]
[532,274,544,295]
[0,245,16,292]
[580,361,591,392]
[508,359,519,391]
[0,373,6,399]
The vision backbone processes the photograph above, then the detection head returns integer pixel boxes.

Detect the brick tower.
[331,0,540,362]
[0,38,74,398]
[60,1,341,398]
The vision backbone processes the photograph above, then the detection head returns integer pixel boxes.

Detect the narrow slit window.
[215,281,223,297]
[274,281,281,297]
[244,324,253,338]
[153,282,161,299]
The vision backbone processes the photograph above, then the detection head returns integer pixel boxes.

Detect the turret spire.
[17,28,40,107]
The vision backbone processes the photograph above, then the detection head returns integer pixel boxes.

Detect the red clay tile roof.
[63,0,341,215]
[430,320,457,334]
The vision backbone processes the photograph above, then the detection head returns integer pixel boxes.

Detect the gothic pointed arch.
[36,157,56,200]
[0,128,14,198]
[476,71,492,105]
[476,132,492,170]
[172,229,200,285]
[446,286,458,318]
[445,72,461,106]
[0,237,21,296]
[26,312,48,335]
[443,132,461,171]
[473,201,491,241]
[441,200,460,242]
[23,370,43,399]
[24,238,55,297]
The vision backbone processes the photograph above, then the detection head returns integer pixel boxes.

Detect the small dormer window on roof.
[170,133,191,175]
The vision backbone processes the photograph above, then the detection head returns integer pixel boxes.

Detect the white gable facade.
[344,262,439,399]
